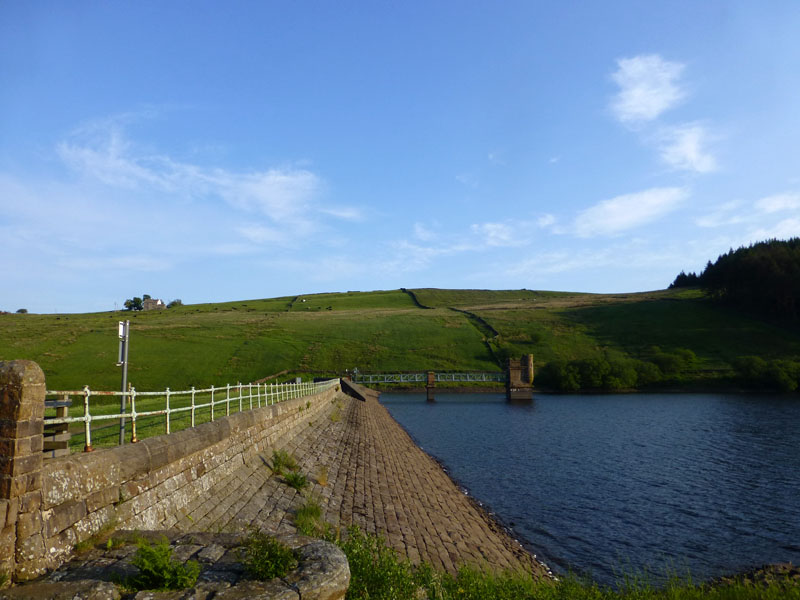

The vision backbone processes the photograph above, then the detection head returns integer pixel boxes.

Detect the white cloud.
[749,218,800,241]
[50,118,365,248]
[537,214,556,228]
[456,173,479,188]
[574,187,688,237]
[755,192,800,214]
[657,124,717,173]
[611,54,686,123]
[413,223,436,242]
[319,206,364,221]
[470,222,528,247]
[695,201,746,228]
[239,224,290,245]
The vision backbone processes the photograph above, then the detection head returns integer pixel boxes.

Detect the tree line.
[670,237,800,319]
[536,347,697,392]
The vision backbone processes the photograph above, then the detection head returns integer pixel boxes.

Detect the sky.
[2,1,800,314]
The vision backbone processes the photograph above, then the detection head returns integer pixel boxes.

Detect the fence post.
[226,384,230,416]
[130,386,138,443]
[165,388,171,435]
[0,360,46,581]
[238,383,242,413]
[190,386,196,428]
[210,385,215,422]
[249,383,253,410]
[83,386,93,452]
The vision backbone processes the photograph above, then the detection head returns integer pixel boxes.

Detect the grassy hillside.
[2,287,799,391]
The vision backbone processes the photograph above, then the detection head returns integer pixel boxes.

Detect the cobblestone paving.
[174,391,547,577]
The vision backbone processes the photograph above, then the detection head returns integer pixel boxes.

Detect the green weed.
[284,470,309,491]
[240,529,298,580]
[293,497,329,537]
[125,537,200,591]
[271,449,298,475]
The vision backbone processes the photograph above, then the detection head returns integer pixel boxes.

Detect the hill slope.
[2,288,799,391]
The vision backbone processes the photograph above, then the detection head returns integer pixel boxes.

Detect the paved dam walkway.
[172,386,548,577]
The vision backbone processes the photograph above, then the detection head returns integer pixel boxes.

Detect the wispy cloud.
[657,123,717,173]
[54,115,360,244]
[537,214,556,228]
[413,223,436,242]
[574,187,688,237]
[470,222,529,247]
[755,192,800,214]
[611,54,686,124]
[695,200,747,228]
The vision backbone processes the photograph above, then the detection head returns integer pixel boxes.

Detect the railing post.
[165,388,171,435]
[257,382,261,408]
[210,385,215,422]
[226,383,230,416]
[83,386,93,452]
[130,386,138,443]
[249,383,253,409]
[190,386,196,428]
[238,382,242,413]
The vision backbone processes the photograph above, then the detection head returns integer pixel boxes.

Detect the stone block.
[0,418,43,440]
[4,496,19,527]
[15,529,44,565]
[141,436,170,471]
[0,452,42,477]
[114,441,151,481]
[44,499,87,538]
[0,523,16,564]
[0,471,40,499]
[15,508,43,539]
[44,525,76,566]
[72,504,114,544]
[17,491,40,515]
[86,486,119,513]
[42,452,119,509]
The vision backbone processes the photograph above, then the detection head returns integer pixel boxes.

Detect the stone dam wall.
[0,360,339,582]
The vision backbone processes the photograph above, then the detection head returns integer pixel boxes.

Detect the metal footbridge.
[352,372,506,384]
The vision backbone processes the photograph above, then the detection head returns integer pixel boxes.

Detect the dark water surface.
[380,392,800,584]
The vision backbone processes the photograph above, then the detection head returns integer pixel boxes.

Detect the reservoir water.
[380,392,800,584]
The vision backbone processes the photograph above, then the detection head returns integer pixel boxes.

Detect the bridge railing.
[44,378,340,454]
[352,372,506,384]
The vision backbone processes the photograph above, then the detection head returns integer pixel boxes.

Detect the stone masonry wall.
[0,359,339,583]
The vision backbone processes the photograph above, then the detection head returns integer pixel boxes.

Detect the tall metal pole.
[118,320,130,445]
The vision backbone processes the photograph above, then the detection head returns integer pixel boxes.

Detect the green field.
[2,287,800,392]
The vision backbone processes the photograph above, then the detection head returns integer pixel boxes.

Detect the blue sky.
[2,1,800,313]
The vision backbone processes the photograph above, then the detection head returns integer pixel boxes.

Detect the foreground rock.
[0,530,349,600]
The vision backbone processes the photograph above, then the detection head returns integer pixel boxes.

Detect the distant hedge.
[536,347,696,392]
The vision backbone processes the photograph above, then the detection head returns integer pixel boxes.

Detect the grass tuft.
[240,529,298,580]
[125,537,200,591]
[270,449,298,475]
[316,464,329,487]
[283,470,309,491]
[293,497,334,537]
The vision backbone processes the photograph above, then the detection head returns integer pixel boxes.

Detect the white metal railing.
[45,378,340,453]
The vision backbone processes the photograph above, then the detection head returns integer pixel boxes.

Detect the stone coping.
[0,530,349,600]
